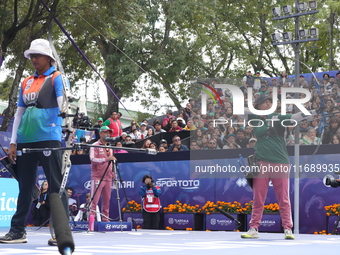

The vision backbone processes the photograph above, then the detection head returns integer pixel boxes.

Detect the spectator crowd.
[81,70,340,153]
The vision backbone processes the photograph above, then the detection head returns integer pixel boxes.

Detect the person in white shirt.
[139,123,148,139]
[74,193,101,222]
[67,187,77,217]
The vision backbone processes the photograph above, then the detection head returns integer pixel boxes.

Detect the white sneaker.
[284,229,295,240]
[241,228,259,239]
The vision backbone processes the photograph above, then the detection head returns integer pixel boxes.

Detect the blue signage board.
[95,221,132,232]
[0,178,19,227]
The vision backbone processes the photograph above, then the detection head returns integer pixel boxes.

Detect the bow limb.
[48,23,77,196]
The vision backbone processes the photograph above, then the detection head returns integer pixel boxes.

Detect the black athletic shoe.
[0,231,27,243]
[48,237,57,246]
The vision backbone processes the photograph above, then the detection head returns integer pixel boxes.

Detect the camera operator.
[139,175,162,229]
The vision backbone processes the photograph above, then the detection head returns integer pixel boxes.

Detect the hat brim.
[100,129,113,133]
[24,49,56,61]
[255,96,272,104]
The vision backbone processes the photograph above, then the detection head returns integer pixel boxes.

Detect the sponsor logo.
[26,79,34,85]
[216,219,232,226]
[126,216,143,224]
[236,178,248,187]
[156,178,200,190]
[69,222,89,230]
[117,181,134,189]
[168,217,189,225]
[84,180,135,190]
[43,151,51,157]
[110,224,128,229]
[84,181,91,189]
[260,220,277,227]
[103,223,128,230]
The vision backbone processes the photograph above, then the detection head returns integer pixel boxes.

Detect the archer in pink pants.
[249,160,293,230]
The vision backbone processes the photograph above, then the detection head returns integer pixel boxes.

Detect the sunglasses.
[29,54,43,59]
[173,139,180,142]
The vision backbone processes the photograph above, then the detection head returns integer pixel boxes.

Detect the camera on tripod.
[74,112,92,130]
[324,175,340,188]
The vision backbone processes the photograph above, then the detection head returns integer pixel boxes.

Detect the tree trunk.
[163,82,182,110]
[104,77,122,119]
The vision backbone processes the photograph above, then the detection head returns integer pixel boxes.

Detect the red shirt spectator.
[162,110,176,128]
[103,111,122,137]
[168,120,182,132]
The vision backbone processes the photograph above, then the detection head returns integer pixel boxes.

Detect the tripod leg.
[114,161,138,231]
[113,161,123,231]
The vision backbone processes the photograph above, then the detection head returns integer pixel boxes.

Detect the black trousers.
[32,204,50,226]
[142,210,160,229]
[10,141,68,233]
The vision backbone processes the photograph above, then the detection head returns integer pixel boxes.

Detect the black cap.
[255,95,272,108]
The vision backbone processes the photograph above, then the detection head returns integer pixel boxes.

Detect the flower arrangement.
[324,204,340,216]
[202,201,243,214]
[163,200,201,213]
[166,226,193,231]
[314,230,331,235]
[263,203,280,213]
[242,201,280,214]
[122,200,141,212]
[242,201,253,214]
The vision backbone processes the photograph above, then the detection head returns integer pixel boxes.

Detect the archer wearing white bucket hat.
[0,38,68,245]
[24,39,56,62]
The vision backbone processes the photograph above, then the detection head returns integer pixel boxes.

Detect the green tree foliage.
[0,0,60,131]
[1,0,340,129]
[134,111,155,124]
[0,77,13,101]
